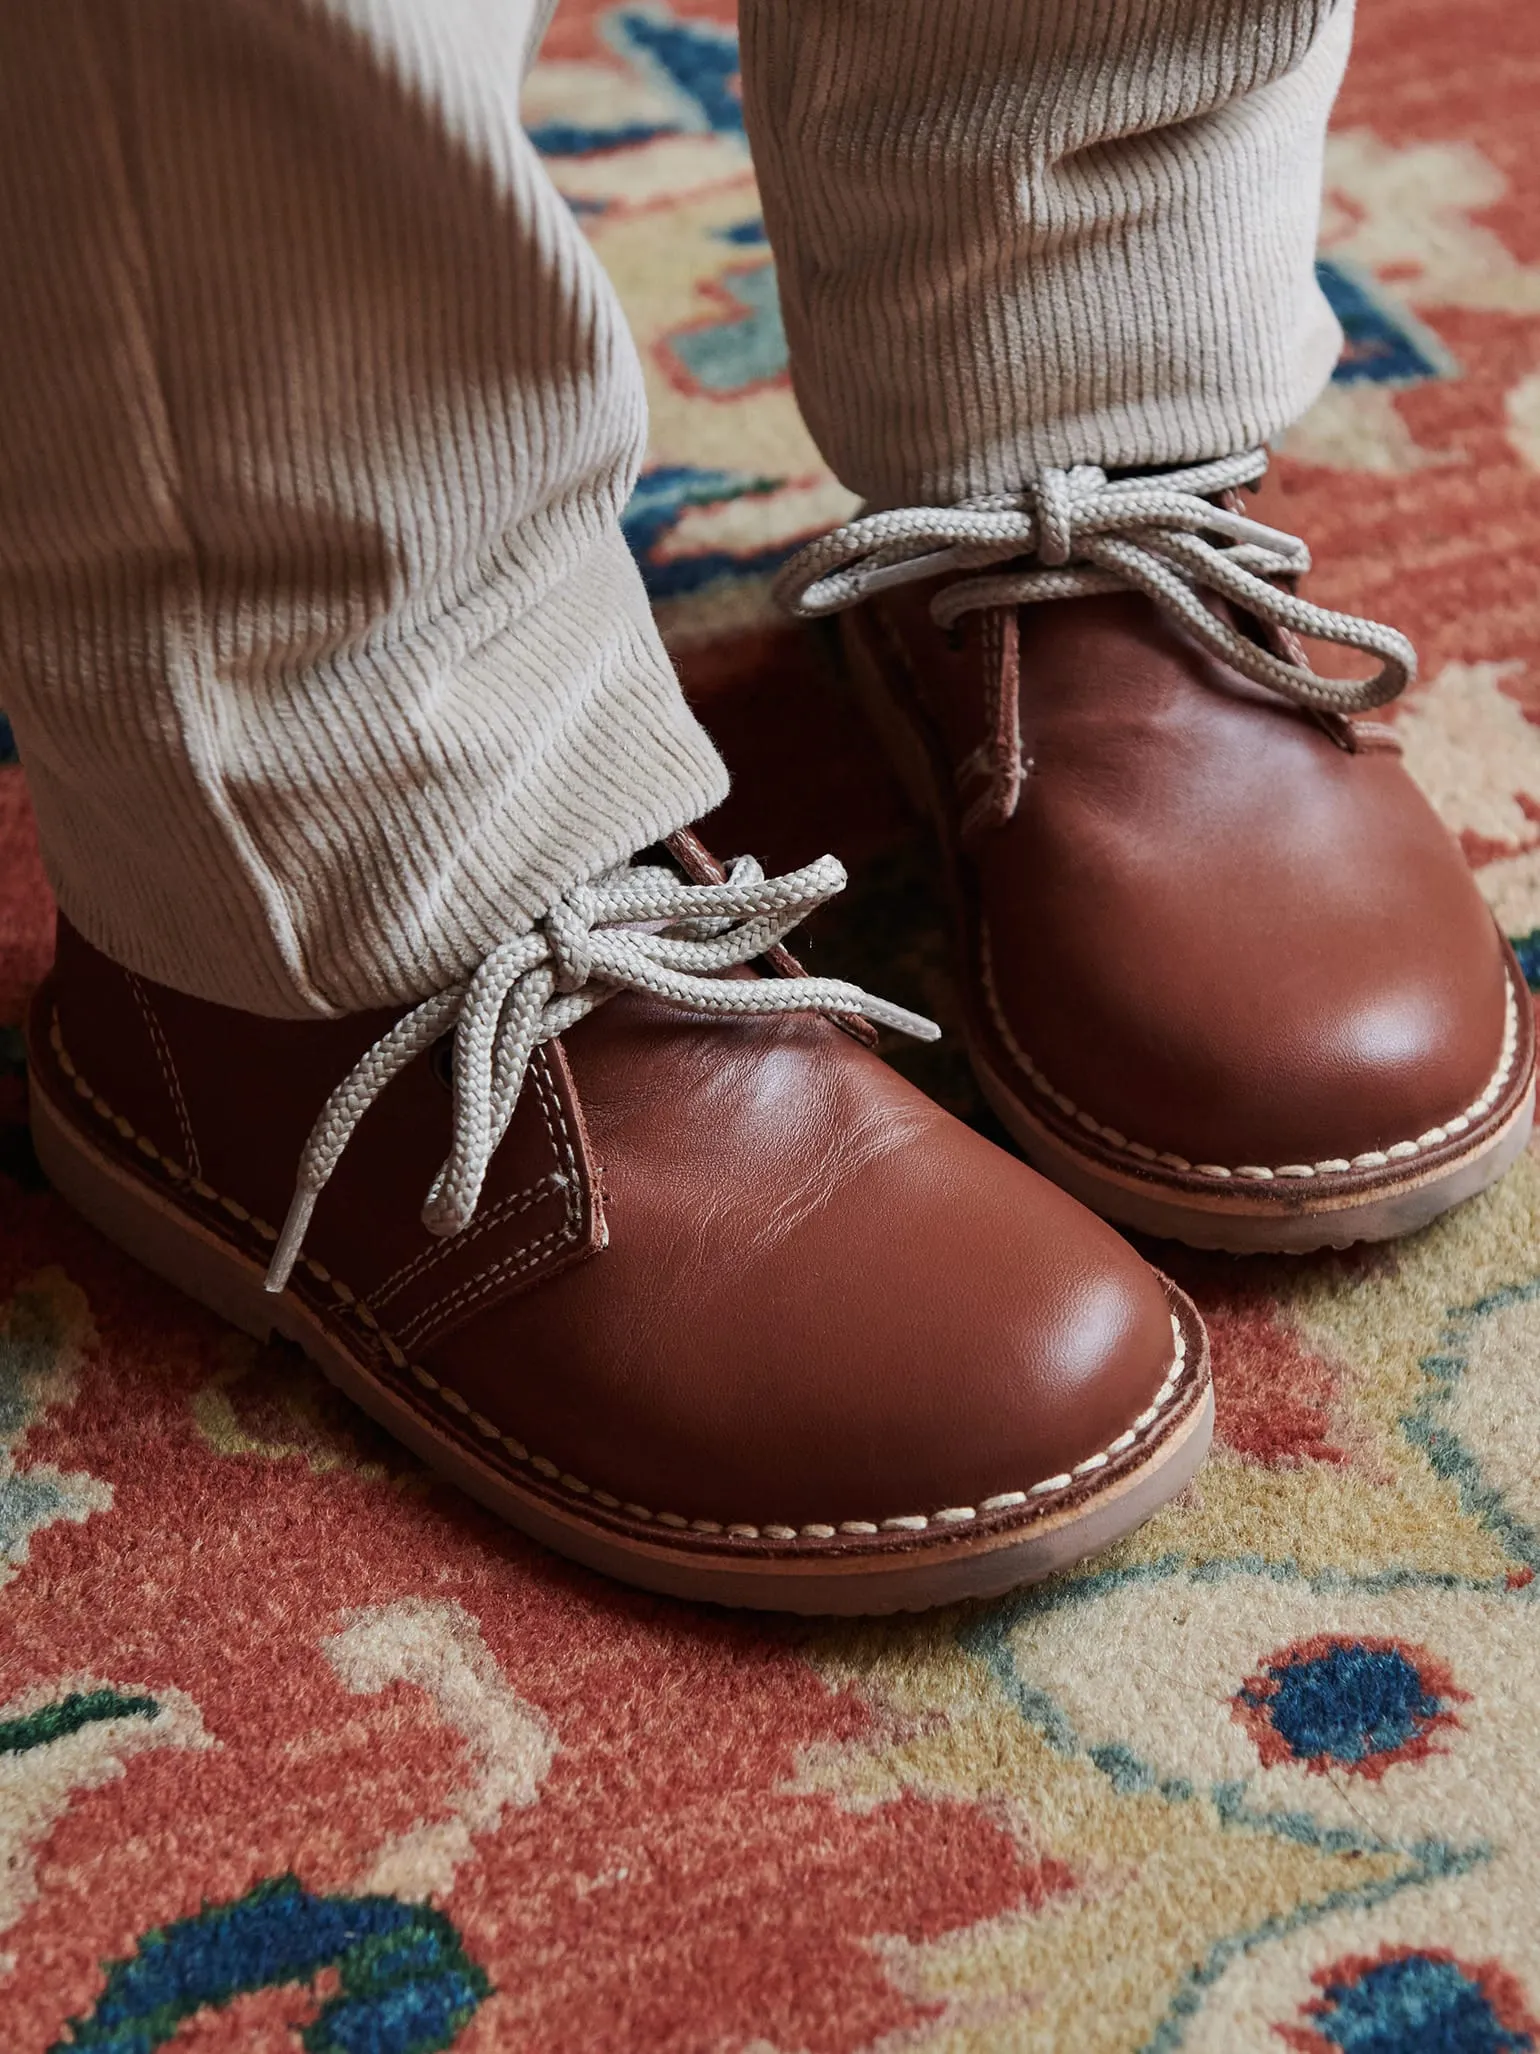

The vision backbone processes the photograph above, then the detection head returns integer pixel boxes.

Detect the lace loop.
[1034,464,1087,566]
[773,450,1417,716]
[543,889,596,993]
[264,853,939,1295]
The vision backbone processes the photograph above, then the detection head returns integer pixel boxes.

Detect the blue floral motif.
[1244,1642,1442,1767]
[1233,1635,1465,1779]
[621,465,794,600]
[528,9,742,157]
[51,1874,491,2054]
[1317,256,1459,387]
[1298,1952,1536,2054]
[664,262,788,394]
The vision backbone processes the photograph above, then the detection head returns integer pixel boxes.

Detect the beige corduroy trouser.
[0,0,1352,1017]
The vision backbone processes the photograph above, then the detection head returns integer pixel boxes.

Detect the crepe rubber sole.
[843,610,1537,1254]
[31,1059,1212,1614]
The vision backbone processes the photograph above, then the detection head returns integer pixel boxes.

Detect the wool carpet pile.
[3,2,1539,2047]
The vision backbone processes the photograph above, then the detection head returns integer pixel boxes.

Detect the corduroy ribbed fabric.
[0,0,728,1016]
[740,0,1353,506]
[0,0,1353,1015]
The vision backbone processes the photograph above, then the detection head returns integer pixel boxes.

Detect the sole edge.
[977,1059,1537,1254]
[28,1062,1212,1614]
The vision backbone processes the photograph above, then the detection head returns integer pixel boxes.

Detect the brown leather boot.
[27,834,1210,1613]
[780,454,1534,1252]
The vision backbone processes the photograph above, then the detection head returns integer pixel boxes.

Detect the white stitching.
[530,1047,582,1232]
[469,1314,1188,1543]
[126,973,202,1179]
[48,1012,1196,1544]
[981,927,1524,1182]
[371,1174,563,1308]
[389,1048,585,1347]
[372,1047,576,1309]
[393,1222,576,1350]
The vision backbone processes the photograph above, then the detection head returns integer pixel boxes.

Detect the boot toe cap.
[437,1115,1190,1535]
[991,893,1522,1176]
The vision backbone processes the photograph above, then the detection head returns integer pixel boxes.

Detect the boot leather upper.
[35,912,1188,1534]
[865,580,1523,1173]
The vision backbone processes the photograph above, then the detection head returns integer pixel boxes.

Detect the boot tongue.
[653,827,879,1044]
[958,604,1026,844]
[655,827,804,988]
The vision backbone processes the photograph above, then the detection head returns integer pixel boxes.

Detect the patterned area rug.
[4,3,1540,2048]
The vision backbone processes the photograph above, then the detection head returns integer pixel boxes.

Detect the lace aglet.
[265,1184,320,1294]
[875,1003,942,1044]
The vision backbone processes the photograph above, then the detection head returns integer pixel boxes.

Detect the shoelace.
[265,853,938,1294]
[773,449,1416,715]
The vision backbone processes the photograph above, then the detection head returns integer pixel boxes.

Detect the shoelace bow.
[774,449,1416,715]
[265,854,938,1293]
